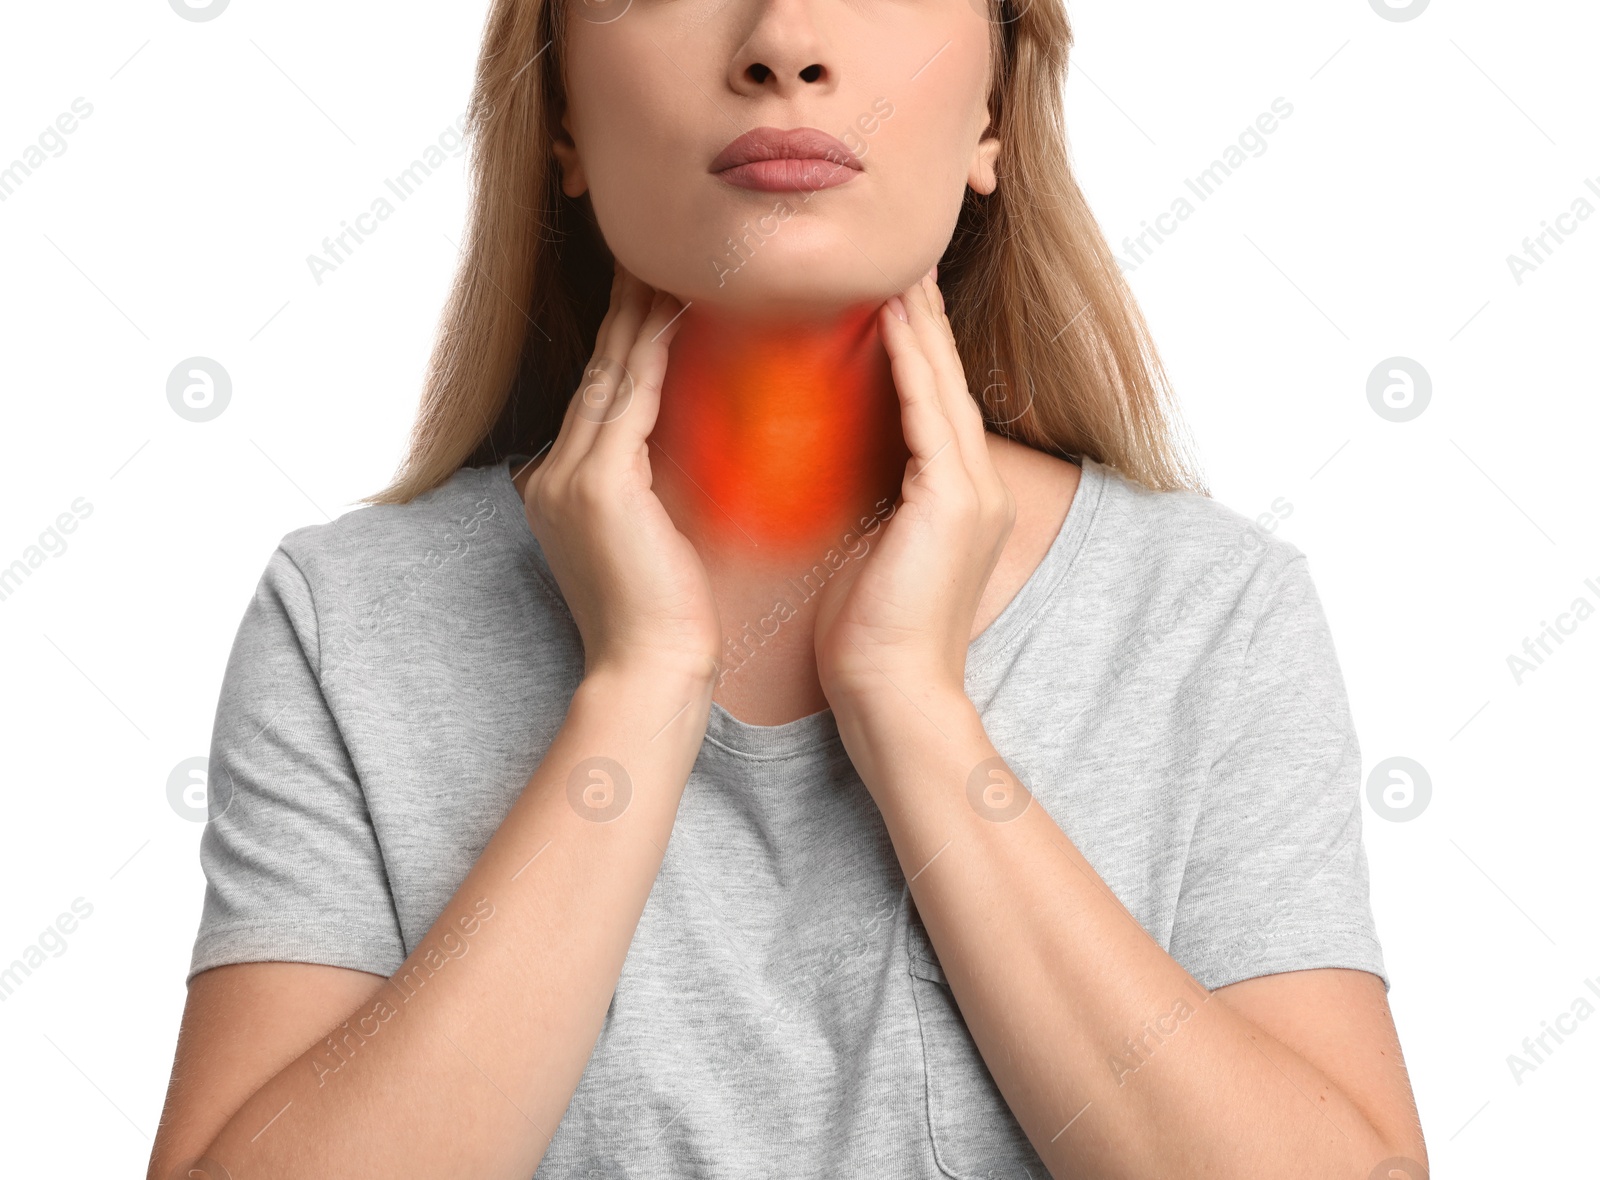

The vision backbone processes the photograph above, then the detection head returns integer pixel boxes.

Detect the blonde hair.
[366,0,1207,505]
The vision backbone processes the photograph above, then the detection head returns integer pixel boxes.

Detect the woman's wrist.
[578,655,719,724]
[553,660,717,813]
[829,683,988,801]
[823,668,968,730]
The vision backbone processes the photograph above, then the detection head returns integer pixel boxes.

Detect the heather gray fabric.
[190,453,1386,1178]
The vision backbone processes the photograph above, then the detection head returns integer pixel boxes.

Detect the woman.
[149,0,1428,1175]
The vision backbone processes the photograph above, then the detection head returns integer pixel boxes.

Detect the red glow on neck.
[650,303,909,562]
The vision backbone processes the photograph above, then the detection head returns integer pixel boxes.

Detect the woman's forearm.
[196,662,715,1179]
[833,688,1403,1180]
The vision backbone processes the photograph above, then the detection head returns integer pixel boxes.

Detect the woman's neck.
[648,300,910,568]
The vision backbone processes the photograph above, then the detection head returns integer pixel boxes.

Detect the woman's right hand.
[517,263,721,684]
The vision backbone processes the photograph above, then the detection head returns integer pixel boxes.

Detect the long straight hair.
[366,0,1207,505]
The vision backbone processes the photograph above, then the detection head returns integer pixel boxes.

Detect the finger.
[927,273,1010,505]
[540,262,620,460]
[552,266,651,475]
[879,296,961,491]
[903,272,990,482]
[904,273,1011,524]
[591,285,688,464]
[537,264,624,484]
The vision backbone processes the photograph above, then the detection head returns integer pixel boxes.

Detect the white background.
[1,0,1594,1175]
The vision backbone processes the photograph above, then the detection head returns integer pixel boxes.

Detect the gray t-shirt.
[190,452,1386,1178]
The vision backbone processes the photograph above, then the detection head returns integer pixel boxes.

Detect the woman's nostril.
[743,62,824,85]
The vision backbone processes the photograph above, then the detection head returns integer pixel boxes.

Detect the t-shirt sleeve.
[187,544,408,985]
[1167,552,1389,993]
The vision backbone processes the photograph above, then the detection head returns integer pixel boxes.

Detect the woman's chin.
[667,269,902,322]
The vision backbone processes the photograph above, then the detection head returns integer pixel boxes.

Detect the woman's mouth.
[710,127,863,192]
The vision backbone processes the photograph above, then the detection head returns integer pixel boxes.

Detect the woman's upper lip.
[709,126,863,173]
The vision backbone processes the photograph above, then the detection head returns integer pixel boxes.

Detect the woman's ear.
[968,129,1001,196]
[551,108,589,198]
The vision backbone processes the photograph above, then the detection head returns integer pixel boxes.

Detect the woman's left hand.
[813,266,1017,715]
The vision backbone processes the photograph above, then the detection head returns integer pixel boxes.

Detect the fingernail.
[888,294,908,323]
[931,263,939,282]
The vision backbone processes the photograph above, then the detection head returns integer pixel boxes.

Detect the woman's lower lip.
[713,158,862,192]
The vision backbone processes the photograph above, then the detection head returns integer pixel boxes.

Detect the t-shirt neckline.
[489,450,1107,760]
